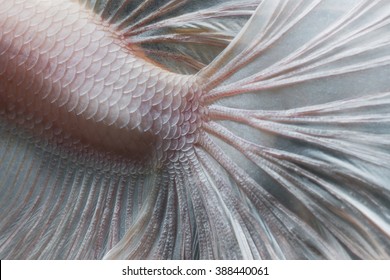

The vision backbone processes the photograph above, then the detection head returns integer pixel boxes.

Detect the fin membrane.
[77,0,260,73]
[195,0,390,258]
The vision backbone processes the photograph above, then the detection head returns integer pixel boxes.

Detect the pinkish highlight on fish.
[0,0,389,259]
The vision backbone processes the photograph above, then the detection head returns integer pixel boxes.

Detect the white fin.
[0,120,166,259]
[77,0,261,74]
[196,0,390,258]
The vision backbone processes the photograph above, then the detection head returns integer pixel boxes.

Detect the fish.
[0,0,389,259]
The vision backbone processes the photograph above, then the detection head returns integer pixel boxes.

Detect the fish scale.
[0,0,203,166]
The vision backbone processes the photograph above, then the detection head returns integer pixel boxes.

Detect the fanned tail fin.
[192,0,390,258]
[0,120,165,259]
[78,0,260,74]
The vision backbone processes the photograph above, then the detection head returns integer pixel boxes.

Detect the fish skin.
[0,0,202,165]
[1,0,390,260]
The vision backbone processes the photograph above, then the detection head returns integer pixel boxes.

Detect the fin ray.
[197,0,390,258]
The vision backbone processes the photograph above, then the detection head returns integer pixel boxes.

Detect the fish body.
[0,0,201,165]
[0,0,390,259]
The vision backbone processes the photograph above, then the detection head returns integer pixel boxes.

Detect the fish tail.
[1,0,390,260]
[189,0,390,258]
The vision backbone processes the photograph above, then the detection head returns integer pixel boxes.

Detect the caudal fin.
[194,0,390,258]
[78,0,260,74]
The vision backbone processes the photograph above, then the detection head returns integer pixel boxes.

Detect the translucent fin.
[196,0,390,258]
[77,0,260,74]
[0,120,161,259]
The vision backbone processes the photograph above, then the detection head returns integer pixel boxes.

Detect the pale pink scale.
[5,1,24,18]
[107,87,123,107]
[117,91,131,111]
[151,89,164,106]
[189,106,198,122]
[91,44,109,63]
[169,138,179,151]
[127,63,143,80]
[51,62,67,83]
[161,91,173,110]
[64,28,82,48]
[151,114,163,133]
[160,106,172,125]
[181,122,191,136]
[164,123,178,139]
[45,22,64,41]
[51,6,71,24]
[49,82,64,106]
[78,23,96,42]
[169,109,180,126]
[54,25,75,46]
[58,87,74,110]
[28,50,47,74]
[188,122,198,134]
[34,14,52,33]
[140,111,153,132]
[145,72,158,90]
[38,77,52,100]
[73,33,91,53]
[176,109,184,126]
[69,70,86,92]
[48,39,66,60]
[112,72,129,90]
[161,132,172,151]
[104,103,120,126]
[104,67,121,87]
[75,53,92,74]
[177,136,187,151]
[74,90,90,116]
[101,50,120,68]
[141,86,155,103]
[0,31,13,57]
[83,98,99,120]
[170,89,182,111]
[0,0,13,15]
[57,44,74,64]
[40,1,61,17]
[30,73,44,98]
[13,19,31,41]
[109,53,128,74]
[6,58,24,86]
[67,50,84,69]
[121,78,138,97]
[183,110,192,122]
[184,134,196,146]
[137,66,150,85]
[172,125,181,139]
[61,66,77,88]
[126,95,141,114]
[83,39,101,58]
[8,35,25,61]
[139,99,152,117]
[93,99,110,123]
[128,110,141,130]
[6,54,19,81]
[132,81,146,98]
[116,108,131,129]
[77,76,95,96]
[150,102,163,120]
[85,58,102,79]
[99,32,116,47]
[97,83,113,103]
